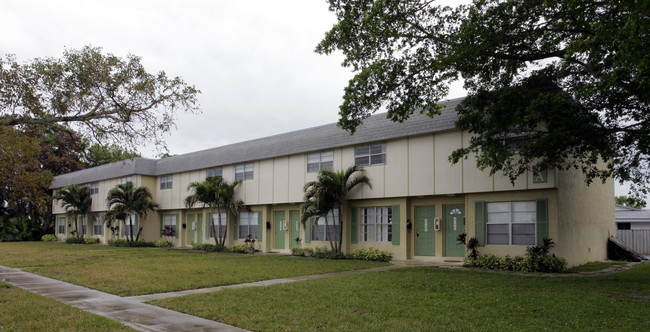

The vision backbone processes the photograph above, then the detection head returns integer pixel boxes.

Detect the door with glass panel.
[416,206,436,256]
[444,205,465,257]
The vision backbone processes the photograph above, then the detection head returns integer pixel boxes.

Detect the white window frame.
[163,214,177,235]
[486,201,536,245]
[235,163,254,181]
[206,168,223,178]
[89,183,99,195]
[360,206,392,242]
[208,212,227,238]
[307,151,334,173]
[80,215,88,235]
[354,143,386,167]
[120,176,132,185]
[57,217,66,235]
[160,175,173,189]
[124,214,137,237]
[238,212,259,240]
[93,216,103,236]
[311,209,339,241]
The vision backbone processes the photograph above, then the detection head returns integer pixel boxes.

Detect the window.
[160,175,173,189]
[235,163,254,181]
[207,212,227,238]
[124,214,137,237]
[57,217,66,235]
[239,212,259,239]
[312,209,339,241]
[93,216,103,235]
[206,168,222,178]
[487,201,536,245]
[617,222,631,230]
[121,176,132,185]
[354,144,386,166]
[307,151,333,173]
[163,214,177,235]
[89,183,99,195]
[80,215,88,235]
[360,207,392,242]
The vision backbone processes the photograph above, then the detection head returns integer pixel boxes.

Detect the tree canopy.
[0,46,200,153]
[317,0,649,198]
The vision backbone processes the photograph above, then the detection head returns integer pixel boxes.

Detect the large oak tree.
[317,0,649,198]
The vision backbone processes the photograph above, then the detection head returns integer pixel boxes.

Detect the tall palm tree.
[54,185,92,238]
[106,182,158,242]
[302,165,371,252]
[185,176,245,248]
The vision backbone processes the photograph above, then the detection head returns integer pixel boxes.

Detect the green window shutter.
[159,214,163,236]
[305,217,311,243]
[392,205,400,245]
[197,213,203,244]
[206,212,211,238]
[351,207,358,244]
[536,198,549,245]
[234,215,238,240]
[475,201,486,246]
[175,214,179,239]
[121,220,125,237]
[257,210,263,241]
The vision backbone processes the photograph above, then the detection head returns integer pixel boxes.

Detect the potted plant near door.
[244,234,256,254]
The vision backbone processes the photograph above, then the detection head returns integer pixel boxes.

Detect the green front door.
[290,210,300,248]
[416,206,436,256]
[188,214,195,244]
[444,205,465,257]
[274,211,285,250]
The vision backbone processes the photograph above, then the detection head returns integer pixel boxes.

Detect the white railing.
[616,230,650,255]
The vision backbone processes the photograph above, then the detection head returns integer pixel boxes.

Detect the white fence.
[616,230,650,255]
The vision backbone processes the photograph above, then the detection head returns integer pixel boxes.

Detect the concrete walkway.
[0,265,247,332]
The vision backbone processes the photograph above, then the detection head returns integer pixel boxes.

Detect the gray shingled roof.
[51,97,463,189]
[615,204,650,223]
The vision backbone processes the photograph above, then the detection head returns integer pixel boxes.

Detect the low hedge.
[291,247,392,262]
[83,237,100,244]
[41,234,58,242]
[464,254,567,273]
[107,239,156,247]
[230,244,249,254]
[65,237,85,244]
[191,243,229,252]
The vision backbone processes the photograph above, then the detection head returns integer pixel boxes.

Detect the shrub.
[348,248,393,262]
[464,238,567,273]
[193,243,228,252]
[83,237,100,244]
[291,247,307,256]
[107,239,156,247]
[230,244,248,254]
[65,237,85,244]
[155,240,171,248]
[41,234,57,242]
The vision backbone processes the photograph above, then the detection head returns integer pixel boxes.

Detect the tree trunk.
[210,208,218,247]
[136,226,143,241]
[74,215,79,238]
[325,214,335,252]
[217,209,225,248]
[337,203,343,253]
[129,216,134,242]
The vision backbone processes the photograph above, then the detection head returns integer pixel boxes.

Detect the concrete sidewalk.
[0,265,247,332]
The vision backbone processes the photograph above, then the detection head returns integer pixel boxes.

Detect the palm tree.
[106,182,158,242]
[54,185,92,238]
[302,165,371,252]
[185,176,245,248]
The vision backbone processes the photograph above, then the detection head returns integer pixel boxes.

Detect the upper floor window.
[354,143,386,167]
[206,168,222,178]
[89,183,99,195]
[235,163,254,181]
[360,206,392,242]
[160,175,173,189]
[121,176,132,185]
[307,151,334,173]
[486,201,536,245]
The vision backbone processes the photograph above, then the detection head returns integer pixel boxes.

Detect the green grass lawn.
[0,281,134,331]
[0,242,387,296]
[152,263,650,331]
[566,260,629,273]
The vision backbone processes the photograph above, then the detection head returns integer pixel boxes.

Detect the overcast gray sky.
[0,0,636,200]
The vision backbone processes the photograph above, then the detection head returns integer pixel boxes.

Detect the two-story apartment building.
[51,98,615,266]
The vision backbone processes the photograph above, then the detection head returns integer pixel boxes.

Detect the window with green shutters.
[238,212,259,240]
[360,206,392,242]
[482,200,548,246]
